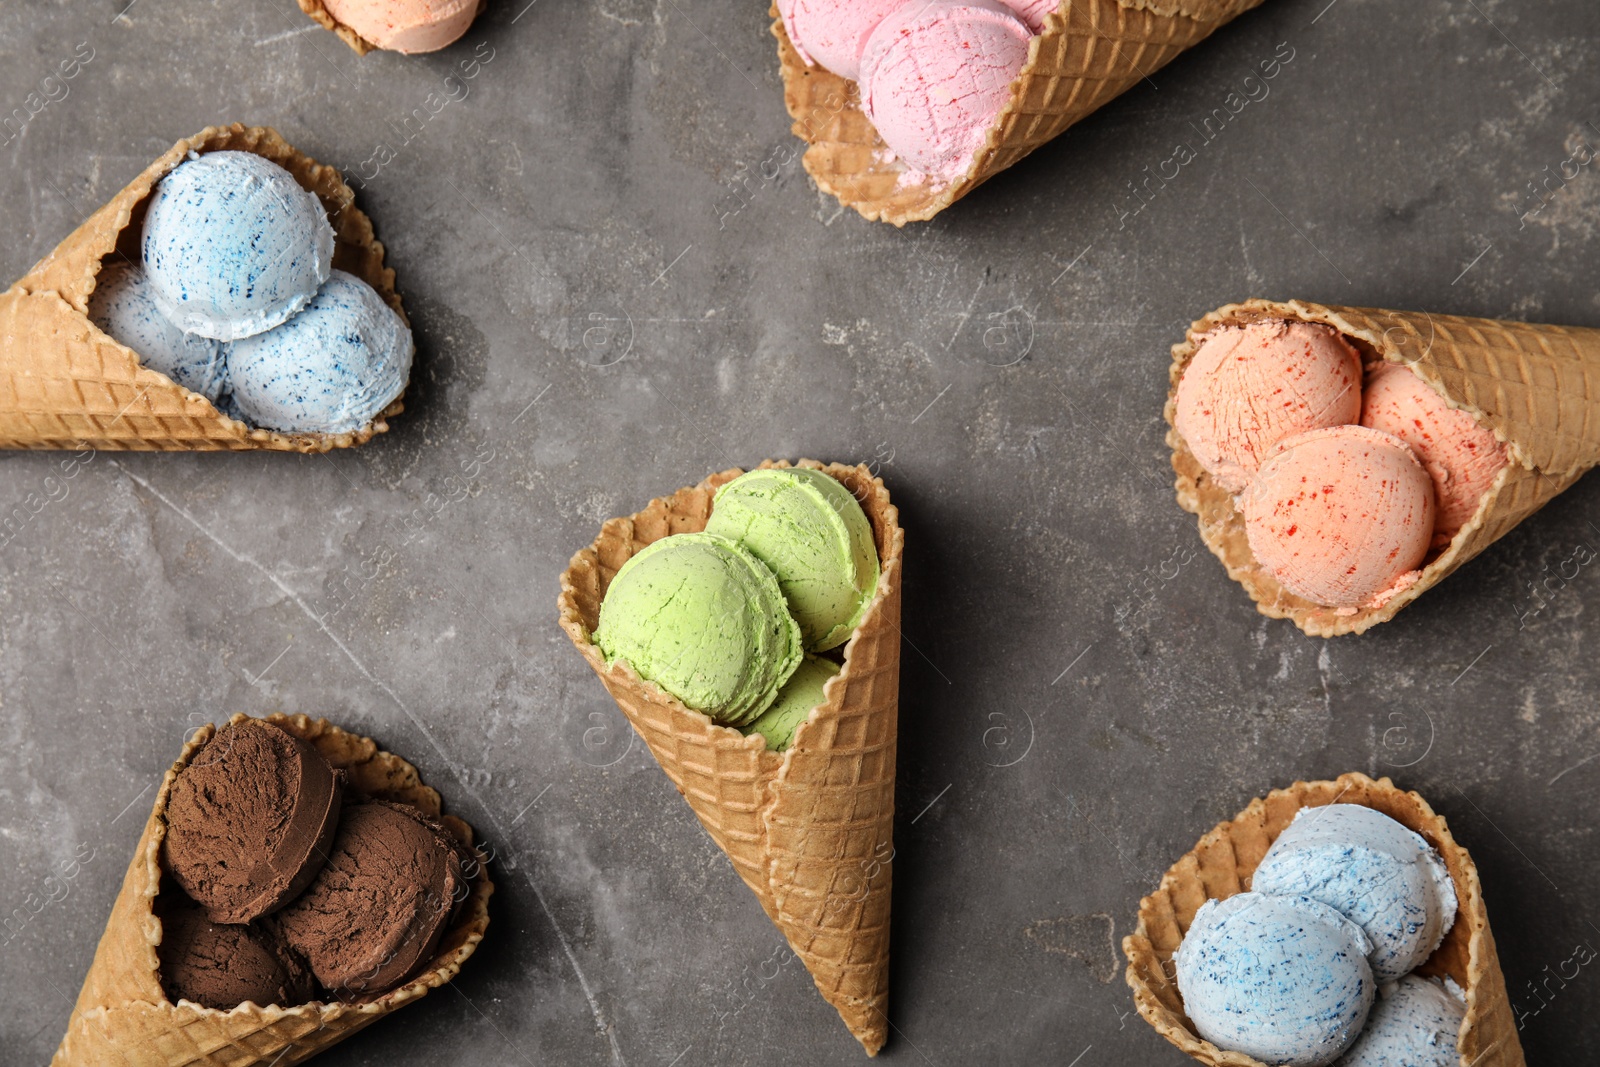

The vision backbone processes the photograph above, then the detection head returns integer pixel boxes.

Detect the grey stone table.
[3,1,1597,1064]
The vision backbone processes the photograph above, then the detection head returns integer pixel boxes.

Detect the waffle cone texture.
[1167,299,1600,636]
[558,460,903,1056]
[1,123,407,452]
[51,713,493,1067]
[774,0,1264,225]
[1123,772,1524,1067]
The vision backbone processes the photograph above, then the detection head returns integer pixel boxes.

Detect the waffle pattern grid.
[774,0,1264,225]
[1166,299,1600,636]
[558,460,903,1055]
[1122,772,1524,1067]
[50,715,493,1067]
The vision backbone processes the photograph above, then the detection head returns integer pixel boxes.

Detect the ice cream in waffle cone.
[0,123,406,453]
[1168,299,1600,637]
[297,0,486,55]
[774,0,1265,225]
[1123,772,1523,1067]
[558,460,902,1055]
[51,713,492,1067]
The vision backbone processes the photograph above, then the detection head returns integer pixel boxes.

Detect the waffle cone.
[1,123,406,452]
[51,713,493,1067]
[774,0,1264,225]
[1123,772,1524,1067]
[1167,299,1600,636]
[558,460,903,1055]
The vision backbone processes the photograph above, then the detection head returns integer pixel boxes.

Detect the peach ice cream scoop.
[1362,361,1508,545]
[1240,425,1436,611]
[321,0,481,54]
[1174,320,1363,495]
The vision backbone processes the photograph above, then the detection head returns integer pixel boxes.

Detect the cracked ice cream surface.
[1176,891,1375,1067]
[1334,974,1465,1067]
[1240,425,1435,611]
[859,0,1033,179]
[593,531,803,727]
[141,151,333,342]
[1252,804,1458,984]
[1175,320,1364,495]
[1361,361,1508,545]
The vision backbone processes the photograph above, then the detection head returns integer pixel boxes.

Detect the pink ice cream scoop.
[777,0,904,81]
[997,0,1059,31]
[1174,320,1364,495]
[1240,425,1436,611]
[1362,361,1509,545]
[322,0,481,54]
[859,0,1033,179]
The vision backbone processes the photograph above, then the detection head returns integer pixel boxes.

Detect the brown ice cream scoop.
[162,719,344,924]
[275,799,467,998]
[158,900,316,1010]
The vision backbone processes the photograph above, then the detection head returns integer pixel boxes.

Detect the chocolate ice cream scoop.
[162,719,344,924]
[158,900,316,1010]
[275,799,468,998]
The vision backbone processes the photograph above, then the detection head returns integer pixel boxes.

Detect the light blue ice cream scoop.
[1251,804,1458,983]
[1176,891,1375,1067]
[141,150,334,341]
[1335,974,1464,1067]
[88,261,227,404]
[226,270,412,434]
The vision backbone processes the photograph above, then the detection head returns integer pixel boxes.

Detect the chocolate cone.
[0,124,405,452]
[51,714,491,1067]
[559,460,902,1055]
[1123,772,1524,1067]
[1168,299,1600,636]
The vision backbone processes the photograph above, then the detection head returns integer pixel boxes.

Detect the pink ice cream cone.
[321,0,481,54]
[1173,320,1364,495]
[1362,361,1509,546]
[776,0,904,81]
[858,0,1033,180]
[1240,425,1436,612]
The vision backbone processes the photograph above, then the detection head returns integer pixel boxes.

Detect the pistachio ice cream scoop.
[705,467,879,651]
[594,532,803,726]
[741,654,840,752]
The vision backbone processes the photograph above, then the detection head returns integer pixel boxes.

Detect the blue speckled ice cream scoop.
[88,261,228,404]
[1176,892,1375,1067]
[226,270,412,434]
[1251,804,1458,983]
[141,150,334,341]
[1335,975,1464,1066]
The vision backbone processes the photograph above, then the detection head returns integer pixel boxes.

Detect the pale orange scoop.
[1362,361,1508,546]
[1174,320,1363,494]
[1240,425,1436,611]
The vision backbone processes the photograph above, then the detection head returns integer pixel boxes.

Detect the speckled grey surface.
[2,1,1597,1064]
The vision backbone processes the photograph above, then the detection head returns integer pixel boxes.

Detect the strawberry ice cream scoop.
[859,0,1033,180]
[1241,425,1436,611]
[997,0,1058,31]
[776,0,903,81]
[1175,320,1364,495]
[1362,361,1508,545]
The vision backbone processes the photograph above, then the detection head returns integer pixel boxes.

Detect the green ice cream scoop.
[704,468,879,652]
[741,655,840,752]
[593,532,803,726]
